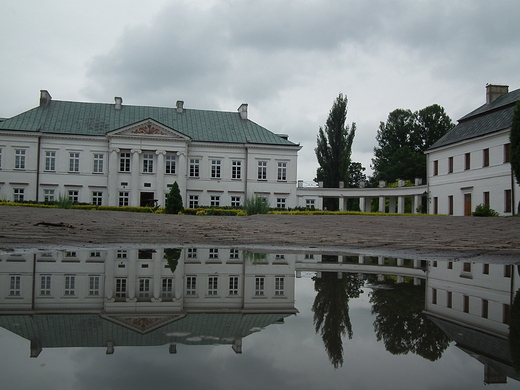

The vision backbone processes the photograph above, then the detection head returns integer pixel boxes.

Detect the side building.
[0,91,301,208]
[425,84,520,216]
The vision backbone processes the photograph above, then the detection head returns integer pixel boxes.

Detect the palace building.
[0,91,301,208]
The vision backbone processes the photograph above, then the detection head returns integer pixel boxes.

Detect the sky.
[1,0,519,182]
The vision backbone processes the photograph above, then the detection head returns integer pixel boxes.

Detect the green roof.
[0,100,298,147]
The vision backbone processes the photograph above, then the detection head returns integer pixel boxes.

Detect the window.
[142,153,154,173]
[139,278,151,297]
[255,277,265,296]
[232,160,242,179]
[463,295,470,313]
[189,195,199,208]
[162,278,173,298]
[504,143,511,163]
[9,275,21,296]
[45,151,56,171]
[277,162,287,181]
[92,191,103,206]
[464,153,470,170]
[44,189,55,202]
[483,148,489,167]
[505,189,512,213]
[64,275,76,296]
[229,248,239,259]
[210,195,220,207]
[306,199,315,209]
[119,191,129,207]
[276,198,286,209]
[229,276,239,295]
[483,192,490,206]
[115,278,127,298]
[68,190,79,203]
[208,276,218,295]
[433,160,438,176]
[69,152,80,172]
[40,275,51,296]
[448,157,453,173]
[209,248,219,259]
[258,161,267,180]
[120,152,131,172]
[166,154,176,174]
[448,195,453,215]
[15,149,26,169]
[189,159,200,177]
[211,159,221,178]
[91,153,104,173]
[13,188,25,202]
[89,276,100,296]
[275,277,285,296]
[447,291,452,308]
[431,288,437,304]
[187,248,197,259]
[231,196,241,207]
[186,276,197,295]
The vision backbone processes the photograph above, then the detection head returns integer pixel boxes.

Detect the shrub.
[472,204,500,217]
[165,182,183,214]
[244,196,270,215]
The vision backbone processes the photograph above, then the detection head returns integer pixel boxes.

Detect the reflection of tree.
[509,287,520,371]
[369,278,450,361]
[164,248,182,273]
[312,271,364,368]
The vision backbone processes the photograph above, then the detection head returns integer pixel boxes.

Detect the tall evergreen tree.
[165,181,183,214]
[315,93,356,188]
[509,101,520,186]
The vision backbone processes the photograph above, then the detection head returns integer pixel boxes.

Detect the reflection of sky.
[1,277,515,390]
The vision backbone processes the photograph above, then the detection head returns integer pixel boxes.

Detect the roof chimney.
[114,97,123,110]
[40,90,52,107]
[176,100,184,113]
[238,103,248,120]
[486,84,508,104]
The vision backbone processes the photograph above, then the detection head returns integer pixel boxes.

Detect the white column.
[108,148,119,207]
[414,194,421,214]
[131,149,141,207]
[177,152,187,207]
[359,197,366,212]
[397,196,405,214]
[156,150,166,206]
[389,197,396,213]
[378,196,385,213]
[338,197,345,211]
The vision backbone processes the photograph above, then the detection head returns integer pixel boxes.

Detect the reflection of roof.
[0,312,293,348]
[0,100,298,146]
[428,88,520,150]
[427,315,520,383]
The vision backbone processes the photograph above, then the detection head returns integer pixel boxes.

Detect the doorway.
[464,193,472,216]
[140,192,156,207]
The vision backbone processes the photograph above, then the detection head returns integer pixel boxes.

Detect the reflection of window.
[505,265,512,278]
[187,248,197,259]
[431,288,437,304]
[89,276,100,296]
[139,278,151,297]
[275,277,285,296]
[483,148,489,167]
[464,153,470,170]
[504,304,511,324]
[162,278,173,298]
[504,143,511,163]
[186,276,197,295]
[229,249,239,259]
[483,263,489,274]
[255,277,265,296]
[229,276,239,295]
[463,262,471,272]
[209,248,219,259]
[40,275,51,296]
[446,291,452,308]
[208,276,218,295]
[115,278,127,298]
[9,275,21,296]
[90,251,101,258]
[433,160,438,176]
[448,157,453,173]
[482,299,488,319]
[64,275,76,296]
[138,249,154,260]
[463,295,469,313]
[117,250,127,259]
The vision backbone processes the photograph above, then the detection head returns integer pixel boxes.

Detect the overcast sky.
[1,0,519,182]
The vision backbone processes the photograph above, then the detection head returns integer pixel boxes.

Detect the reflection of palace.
[425,260,520,384]
[0,248,297,356]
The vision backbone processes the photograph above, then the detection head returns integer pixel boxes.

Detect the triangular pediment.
[108,119,190,140]
[101,313,186,334]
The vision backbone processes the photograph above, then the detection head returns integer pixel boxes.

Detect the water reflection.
[0,247,519,387]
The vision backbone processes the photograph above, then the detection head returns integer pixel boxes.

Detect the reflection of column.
[397,196,405,214]
[174,251,185,301]
[127,249,137,301]
[131,149,141,207]
[378,256,384,265]
[397,258,403,267]
[105,251,115,301]
[108,148,119,206]
[379,196,385,213]
[156,151,166,206]
[358,255,364,264]
[177,152,187,207]
[152,249,163,302]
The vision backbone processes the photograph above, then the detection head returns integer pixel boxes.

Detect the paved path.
[0,206,519,260]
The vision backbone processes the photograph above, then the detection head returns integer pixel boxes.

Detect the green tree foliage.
[372,104,454,183]
[348,161,367,188]
[312,263,365,368]
[509,101,520,186]
[369,278,450,361]
[165,182,183,214]
[315,93,357,188]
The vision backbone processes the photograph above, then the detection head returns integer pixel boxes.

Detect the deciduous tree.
[509,101,520,186]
